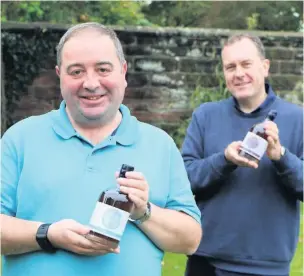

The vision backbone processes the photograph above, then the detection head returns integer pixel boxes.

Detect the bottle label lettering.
[89,203,130,241]
[241,132,268,160]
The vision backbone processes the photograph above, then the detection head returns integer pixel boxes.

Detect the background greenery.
[1,1,303,31]
[1,1,302,275]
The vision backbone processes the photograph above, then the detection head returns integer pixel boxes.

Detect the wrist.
[129,202,151,225]
[224,149,233,164]
[271,146,285,161]
[280,146,286,158]
[36,223,57,253]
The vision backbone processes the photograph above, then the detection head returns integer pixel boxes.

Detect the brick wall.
[1,23,303,134]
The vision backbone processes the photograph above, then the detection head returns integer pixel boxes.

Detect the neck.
[67,110,122,145]
[237,88,267,114]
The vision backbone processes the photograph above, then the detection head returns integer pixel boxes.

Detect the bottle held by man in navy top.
[87,164,135,247]
[239,110,277,164]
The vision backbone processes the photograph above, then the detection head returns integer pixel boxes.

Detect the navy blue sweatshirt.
[182,85,303,275]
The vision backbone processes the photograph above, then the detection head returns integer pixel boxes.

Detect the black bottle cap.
[267,110,277,121]
[119,164,134,178]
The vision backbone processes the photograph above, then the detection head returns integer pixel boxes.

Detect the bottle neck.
[117,175,128,195]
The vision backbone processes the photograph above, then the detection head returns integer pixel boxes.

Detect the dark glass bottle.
[239,110,277,164]
[87,164,135,247]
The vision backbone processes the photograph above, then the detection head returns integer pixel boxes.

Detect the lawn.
[162,217,303,276]
[1,219,302,276]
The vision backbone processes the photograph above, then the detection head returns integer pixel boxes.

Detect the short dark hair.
[56,22,125,67]
[223,34,266,58]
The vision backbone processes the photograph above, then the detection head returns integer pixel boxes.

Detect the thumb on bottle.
[67,220,91,235]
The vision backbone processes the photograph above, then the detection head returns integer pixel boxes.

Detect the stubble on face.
[221,38,269,107]
[57,30,127,129]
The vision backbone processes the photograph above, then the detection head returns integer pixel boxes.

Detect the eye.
[226,65,235,71]
[243,62,251,68]
[70,70,83,76]
[98,67,111,75]
[99,68,109,72]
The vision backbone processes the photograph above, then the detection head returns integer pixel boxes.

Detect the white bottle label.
[241,132,268,160]
[89,202,130,241]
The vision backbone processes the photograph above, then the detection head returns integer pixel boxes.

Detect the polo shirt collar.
[114,104,138,146]
[233,83,276,114]
[51,101,138,146]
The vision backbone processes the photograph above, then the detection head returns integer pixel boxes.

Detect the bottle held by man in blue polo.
[1,22,202,276]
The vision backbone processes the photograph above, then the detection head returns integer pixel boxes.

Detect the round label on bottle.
[102,209,122,230]
[89,202,130,241]
[241,132,268,160]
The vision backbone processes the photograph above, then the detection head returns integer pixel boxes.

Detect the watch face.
[132,202,151,225]
[146,202,151,215]
[37,225,48,239]
[36,232,46,239]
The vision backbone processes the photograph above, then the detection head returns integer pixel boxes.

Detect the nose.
[83,74,100,92]
[235,66,245,78]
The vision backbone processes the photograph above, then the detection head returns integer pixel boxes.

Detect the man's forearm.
[184,152,237,194]
[137,203,202,255]
[1,214,42,255]
[272,149,303,201]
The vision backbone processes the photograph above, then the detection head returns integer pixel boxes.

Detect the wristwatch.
[36,223,57,253]
[129,202,151,225]
[280,146,286,157]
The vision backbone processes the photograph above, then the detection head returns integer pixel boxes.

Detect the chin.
[82,113,105,121]
[232,90,253,100]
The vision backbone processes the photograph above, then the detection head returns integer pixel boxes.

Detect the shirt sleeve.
[182,106,237,195]
[1,131,21,216]
[165,138,201,224]
[272,147,303,201]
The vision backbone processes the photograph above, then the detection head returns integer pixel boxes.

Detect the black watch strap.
[36,223,57,253]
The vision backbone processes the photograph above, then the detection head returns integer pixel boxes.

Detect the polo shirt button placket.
[87,151,94,171]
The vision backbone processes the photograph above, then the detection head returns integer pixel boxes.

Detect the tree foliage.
[1,1,302,31]
[2,1,303,31]
[142,1,212,27]
[171,64,230,148]
[1,1,151,26]
[143,1,303,31]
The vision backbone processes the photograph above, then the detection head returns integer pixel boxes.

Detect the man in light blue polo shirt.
[1,22,202,276]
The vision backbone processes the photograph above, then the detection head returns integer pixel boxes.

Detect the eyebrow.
[241,59,252,63]
[96,61,113,68]
[224,59,252,67]
[66,61,114,72]
[66,63,84,72]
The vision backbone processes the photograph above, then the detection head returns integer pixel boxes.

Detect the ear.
[55,65,60,77]
[122,62,128,88]
[122,62,127,75]
[263,59,270,78]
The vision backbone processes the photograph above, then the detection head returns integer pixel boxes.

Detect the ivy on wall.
[2,29,63,129]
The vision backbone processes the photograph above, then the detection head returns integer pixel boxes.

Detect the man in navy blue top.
[182,34,303,276]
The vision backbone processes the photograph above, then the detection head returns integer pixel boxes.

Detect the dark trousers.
[185,255,289,276]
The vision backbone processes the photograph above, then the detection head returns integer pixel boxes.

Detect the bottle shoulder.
[99,189,130,202]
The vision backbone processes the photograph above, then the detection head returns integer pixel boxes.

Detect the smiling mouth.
[80,95,104,100]
[235,83,250,87]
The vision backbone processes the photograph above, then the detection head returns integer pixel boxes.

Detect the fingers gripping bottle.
[87,164,135,247]
[239,110,277,164]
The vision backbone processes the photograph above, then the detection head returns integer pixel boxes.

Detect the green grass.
[162,217,303,276]
[1,219,302,276]
[290,214,303,276]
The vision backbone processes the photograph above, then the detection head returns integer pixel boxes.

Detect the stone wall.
[1,22,303,135]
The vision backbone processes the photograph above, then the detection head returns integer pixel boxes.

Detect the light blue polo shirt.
[1,102,201,276]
